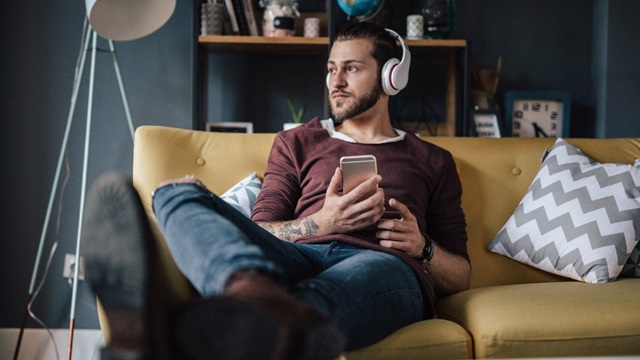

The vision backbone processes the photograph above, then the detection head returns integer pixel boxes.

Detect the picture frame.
[205,122,254,133]
[472,108,503,138]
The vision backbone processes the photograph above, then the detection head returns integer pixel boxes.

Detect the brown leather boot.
[174,270,345,360]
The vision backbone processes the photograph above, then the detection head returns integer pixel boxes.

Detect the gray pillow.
[220,172,262,218]
[488,138,640,283]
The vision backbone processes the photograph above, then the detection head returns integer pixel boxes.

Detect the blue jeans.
[152,182,423,350]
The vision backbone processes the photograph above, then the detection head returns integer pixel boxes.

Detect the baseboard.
[0,328,104,360]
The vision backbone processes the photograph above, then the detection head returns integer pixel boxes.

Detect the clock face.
[511,99,564,138]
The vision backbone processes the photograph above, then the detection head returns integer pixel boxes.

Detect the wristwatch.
[419,232,435,264]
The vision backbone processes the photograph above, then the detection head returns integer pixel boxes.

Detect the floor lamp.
[14,1,175,359]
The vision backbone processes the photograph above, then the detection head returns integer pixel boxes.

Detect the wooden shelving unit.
[193,6,469,135]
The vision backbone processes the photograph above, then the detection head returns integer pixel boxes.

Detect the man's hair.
[335,22,399,77]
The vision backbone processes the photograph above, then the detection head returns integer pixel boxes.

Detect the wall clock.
[504,91,571,138]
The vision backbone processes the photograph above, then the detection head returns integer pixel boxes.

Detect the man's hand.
[376,198,471,296]
[375,198,424,258]
[257,167,384,242]
[315,167,385,234]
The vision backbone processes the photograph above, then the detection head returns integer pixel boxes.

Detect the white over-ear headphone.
[381,29,411,95]
[326,28,411,96]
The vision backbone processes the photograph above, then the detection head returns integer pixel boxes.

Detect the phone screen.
[340,155,378,197]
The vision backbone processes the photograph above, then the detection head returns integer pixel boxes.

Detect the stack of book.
[203,0,260,36]
[201,3,225,35]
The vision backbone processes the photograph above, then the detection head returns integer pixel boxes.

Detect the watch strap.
[420,232,435,264]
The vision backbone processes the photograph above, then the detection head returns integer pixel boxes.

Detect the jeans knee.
[152,179,212,224]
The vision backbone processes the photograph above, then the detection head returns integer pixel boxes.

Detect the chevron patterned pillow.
[220,172,262,218]
[488,138,640,283]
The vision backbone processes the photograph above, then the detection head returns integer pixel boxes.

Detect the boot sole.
[82,173,152,357]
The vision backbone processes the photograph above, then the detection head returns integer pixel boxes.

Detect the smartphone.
[340,155,378,198]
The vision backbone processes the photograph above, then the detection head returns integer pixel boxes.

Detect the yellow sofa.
[100,125,640,359]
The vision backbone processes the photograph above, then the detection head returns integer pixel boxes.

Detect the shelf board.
[198,36,466,56]
[405,39,467,56]
[199,35,329,56]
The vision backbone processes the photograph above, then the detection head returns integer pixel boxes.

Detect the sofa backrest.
[133,126,640,289]
[429,136,640,288]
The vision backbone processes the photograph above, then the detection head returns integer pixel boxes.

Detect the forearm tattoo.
[302,218,319,237]
[261,223,276,235]
[278,222,303,242]
[259,217,320,242]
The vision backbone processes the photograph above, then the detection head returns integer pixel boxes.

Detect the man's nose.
[330,71,347,89]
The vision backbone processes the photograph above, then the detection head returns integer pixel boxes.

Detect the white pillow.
[487,138,640,283]
[220,173,262,218]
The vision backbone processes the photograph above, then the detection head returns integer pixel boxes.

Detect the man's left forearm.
[423,243,471,296]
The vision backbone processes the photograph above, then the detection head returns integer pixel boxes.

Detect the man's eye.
[347,66,357,72]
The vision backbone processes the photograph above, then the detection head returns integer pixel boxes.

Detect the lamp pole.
[66,29,136,360]
[15,1,175,358]
[13,23,136,360]
[13,21,93,360]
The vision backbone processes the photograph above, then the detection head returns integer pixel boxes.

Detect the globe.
[336,0,382,17]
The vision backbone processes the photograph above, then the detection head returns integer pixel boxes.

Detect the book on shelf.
[230,0,249,35]
[223,0,240,35]
[241,0,260,36]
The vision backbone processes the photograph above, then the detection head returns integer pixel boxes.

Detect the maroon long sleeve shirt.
[252,118,468,318]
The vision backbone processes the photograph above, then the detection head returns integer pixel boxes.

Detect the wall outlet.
[63,253,85,281]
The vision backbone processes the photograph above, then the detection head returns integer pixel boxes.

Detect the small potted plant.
[283,96,306,130]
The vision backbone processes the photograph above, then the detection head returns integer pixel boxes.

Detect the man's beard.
[330,80,383,123]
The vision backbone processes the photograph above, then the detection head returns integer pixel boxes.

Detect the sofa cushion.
[436,279,640,358]
[487,138,640,283]
[219,172,262,217]
[344,319,472,360]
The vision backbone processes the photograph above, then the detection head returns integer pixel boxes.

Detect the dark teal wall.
[599,0,640,137]
[0,0,638,331]
[0,0,193,330]
[456,0,596,137]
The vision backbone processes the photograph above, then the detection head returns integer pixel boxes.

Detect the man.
[84,21,470,360]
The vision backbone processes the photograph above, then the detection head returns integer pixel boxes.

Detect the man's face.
[327,39,383,123]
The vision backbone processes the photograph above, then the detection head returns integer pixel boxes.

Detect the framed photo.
[205,122,254,133]
[472,109,502,138]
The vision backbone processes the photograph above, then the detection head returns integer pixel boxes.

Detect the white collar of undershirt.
[320,119,406,144]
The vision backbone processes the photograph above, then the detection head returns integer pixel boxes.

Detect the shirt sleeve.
[427,151,469,262]
[251,134,300,222]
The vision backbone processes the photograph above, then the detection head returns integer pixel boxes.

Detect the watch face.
[512,99,564,137]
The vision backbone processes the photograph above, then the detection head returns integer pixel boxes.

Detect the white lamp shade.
[85,0,176,41]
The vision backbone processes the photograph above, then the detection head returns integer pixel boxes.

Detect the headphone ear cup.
[382,28,411,96]
[381,58,400,96]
